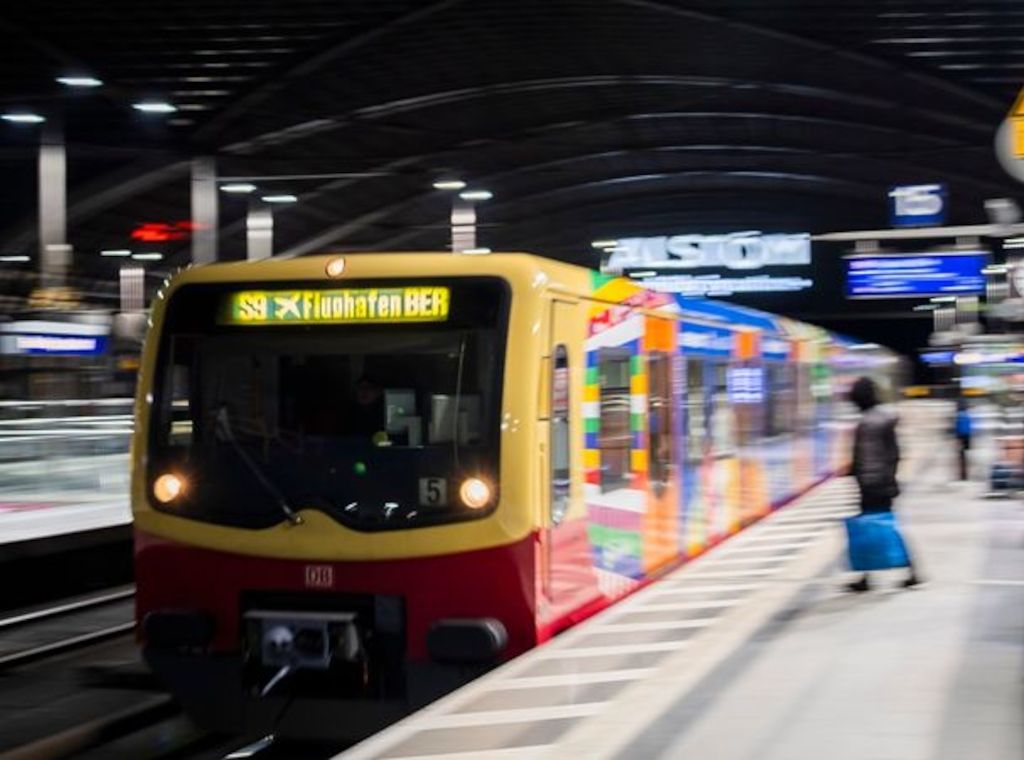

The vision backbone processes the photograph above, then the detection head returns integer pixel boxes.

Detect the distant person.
[847,376,921,592]
[953,398,973,481]
[347,375,386,437]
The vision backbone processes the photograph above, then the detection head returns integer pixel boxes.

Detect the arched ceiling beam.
[257,109,972,222]
[193,0,468,144]
[223,73,991,155]
[259,103,997,259]
[450,143,1012,199]
[279,170,876,257]
[618,0,1002,110]
[18,99,1000,262]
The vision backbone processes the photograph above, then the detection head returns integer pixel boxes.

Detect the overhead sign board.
[845,252,988,299]
[604,232,814,296]
[888,184,946,227]
[0,320,109,356]
[222,287,451,326]
[605,233,810,272]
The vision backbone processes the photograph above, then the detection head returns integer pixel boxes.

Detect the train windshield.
[148,278,508,531]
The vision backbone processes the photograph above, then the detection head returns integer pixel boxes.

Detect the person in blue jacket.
[847,376,921,592]
[954,398,973,481]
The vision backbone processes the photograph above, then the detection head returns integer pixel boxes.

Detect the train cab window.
[598,349,631,493]
[647,352,673,495]
[550,345,571,525]
[148,278,509,531]
[684,359,706,461]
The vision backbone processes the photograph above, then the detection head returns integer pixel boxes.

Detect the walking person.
[953,398,973,481]
[846,376,921,592]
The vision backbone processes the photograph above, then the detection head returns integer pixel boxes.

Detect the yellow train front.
[132,252,899,739]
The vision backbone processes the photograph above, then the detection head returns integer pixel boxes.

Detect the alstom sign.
[604,233,811,273]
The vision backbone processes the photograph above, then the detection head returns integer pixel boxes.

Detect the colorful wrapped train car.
[132,252,901,738]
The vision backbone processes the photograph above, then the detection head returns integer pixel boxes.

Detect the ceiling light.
[132,252,164,261]
[0,255,30,262]
[57,76,103,88]
[261,194,297,203]
[461,247,491,255]
[221,183,256,193]
[433,179,466,191]
[133,102,177,114]
[459,190,493,201]
[591,239,618,249]
[2,113,45,124]
[100,249,132,257]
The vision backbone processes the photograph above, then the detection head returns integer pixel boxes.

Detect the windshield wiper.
[215,406,303,526]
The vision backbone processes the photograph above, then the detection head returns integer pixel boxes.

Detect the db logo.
[304,565,334,589]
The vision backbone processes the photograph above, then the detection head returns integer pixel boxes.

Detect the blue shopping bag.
[844,512,910,571]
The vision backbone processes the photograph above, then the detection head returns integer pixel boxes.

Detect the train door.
[794,357,816,488]
[541,298,599,626]
[707,359,741,538]
[642,317,680,574]
[682,356,708,554]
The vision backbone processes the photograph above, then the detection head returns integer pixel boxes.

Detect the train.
[131,252,902,739]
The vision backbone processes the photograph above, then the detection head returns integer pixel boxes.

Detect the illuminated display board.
[0,320,109,356]
[845,252,988,299]
[222,287,450,325]
[603,233,814,295]
[606,233,811,271]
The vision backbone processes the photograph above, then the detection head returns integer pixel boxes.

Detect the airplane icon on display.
[273,293,302,319]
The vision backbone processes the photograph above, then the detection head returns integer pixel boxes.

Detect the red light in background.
[130,220,202,243]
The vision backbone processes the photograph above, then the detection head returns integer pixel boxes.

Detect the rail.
[0,586,136,670]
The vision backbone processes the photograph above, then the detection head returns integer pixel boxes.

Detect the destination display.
[222,287,451,325]
[845,252,988,299]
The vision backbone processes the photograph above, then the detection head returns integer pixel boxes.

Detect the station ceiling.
[1,0,1022,293]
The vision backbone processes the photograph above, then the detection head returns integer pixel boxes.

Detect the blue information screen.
[845,252,988,298]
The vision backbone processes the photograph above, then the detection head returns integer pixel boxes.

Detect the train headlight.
[459,478,491,509]
[153,473,186,504]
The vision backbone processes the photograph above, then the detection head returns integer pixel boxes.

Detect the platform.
[338,412,1022,760]
[0,454,130,547]
[0,399,132,548]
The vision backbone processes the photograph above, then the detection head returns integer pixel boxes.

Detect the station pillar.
[190,156,219,264]
[450,198,476,252]
[246,201,273,260]
[38,124,69,288]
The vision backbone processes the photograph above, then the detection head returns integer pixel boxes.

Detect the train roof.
[170,251,882,352]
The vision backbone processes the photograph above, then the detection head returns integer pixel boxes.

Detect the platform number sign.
[888,184,946,227]
[419,477,447,507]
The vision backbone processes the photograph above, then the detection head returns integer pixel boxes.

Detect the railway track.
[0,585,135,670]
[0,587,346,759]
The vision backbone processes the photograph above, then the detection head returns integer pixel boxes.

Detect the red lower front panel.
[134,530,539,661]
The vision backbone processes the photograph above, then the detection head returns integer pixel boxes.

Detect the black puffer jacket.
[851,405,900,509]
